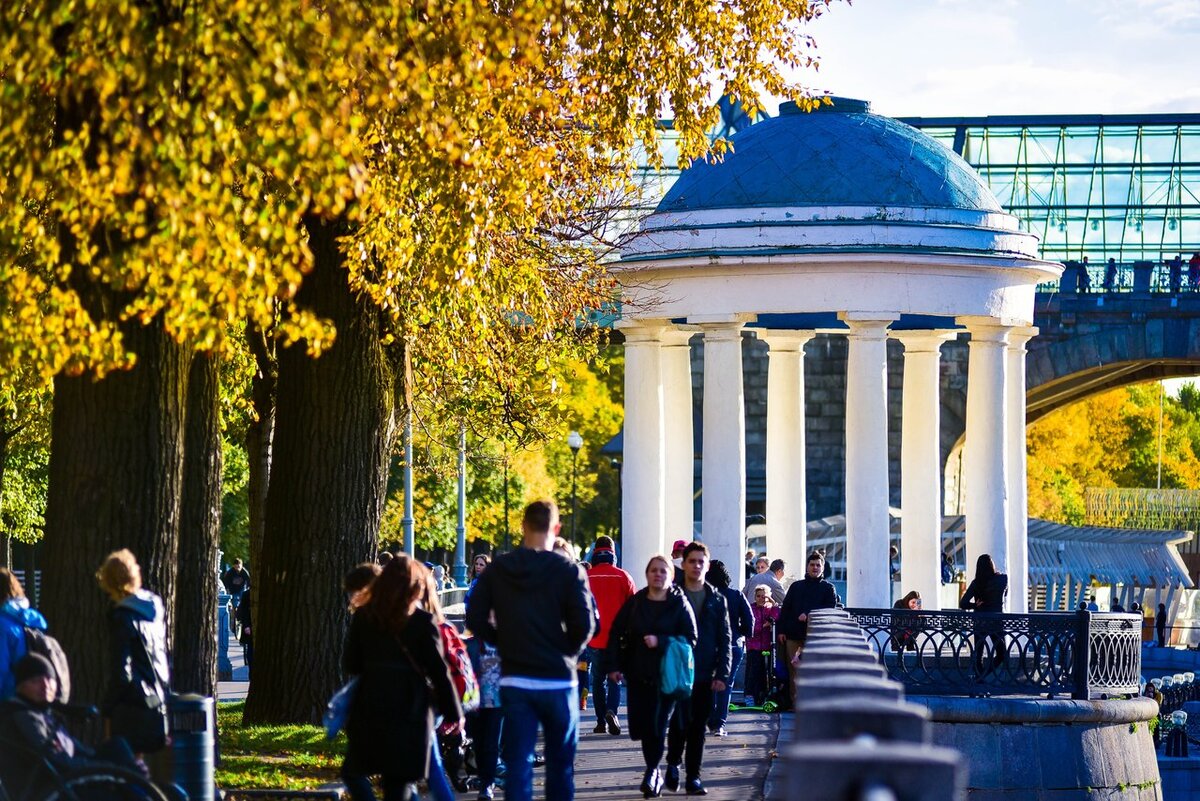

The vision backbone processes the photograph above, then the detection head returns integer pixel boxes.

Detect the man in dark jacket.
[0,654,138,796]
[778,551,839,702]
[466,500,597,801]
[664,542,731,796]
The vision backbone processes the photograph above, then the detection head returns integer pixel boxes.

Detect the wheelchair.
[0,705,175,801]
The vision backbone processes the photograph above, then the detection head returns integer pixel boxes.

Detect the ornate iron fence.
[846,609,1141,699]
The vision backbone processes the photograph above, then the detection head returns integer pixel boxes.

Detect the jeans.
[588,648,621,719]
[500,685,579,801]
[708,645,744,728]
[666,681,714,779]
[426,740,454,801]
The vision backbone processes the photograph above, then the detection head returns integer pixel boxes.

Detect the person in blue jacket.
[1,568,48,700]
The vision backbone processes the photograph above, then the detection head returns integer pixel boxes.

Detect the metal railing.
[846,609,1142,699]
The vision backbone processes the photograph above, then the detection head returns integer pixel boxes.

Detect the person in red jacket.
[585,535,636,736]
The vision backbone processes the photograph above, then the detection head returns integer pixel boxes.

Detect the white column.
[1006,326,1037,613]
[841,313,898,608]
[896,331,955,611]
[697,318,751,578]
[757,331,815,582]
[619,322,667,586]
[959,317,1012,596]
[662,329,697,545]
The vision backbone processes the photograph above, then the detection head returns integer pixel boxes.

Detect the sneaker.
[711,725,727,738]
[476,786,496,801]
[594,718,607,734]
[606,711,621,736]
[685,777,707,796]
[664,765,680,793]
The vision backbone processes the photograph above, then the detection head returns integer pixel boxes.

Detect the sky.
[787,0,1200,117]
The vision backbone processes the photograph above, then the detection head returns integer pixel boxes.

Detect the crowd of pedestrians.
[0,550,173,795]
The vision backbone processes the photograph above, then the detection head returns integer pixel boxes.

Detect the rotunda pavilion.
[613,97,1062,610]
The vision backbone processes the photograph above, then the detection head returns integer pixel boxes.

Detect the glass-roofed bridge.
[636,105,1200,277]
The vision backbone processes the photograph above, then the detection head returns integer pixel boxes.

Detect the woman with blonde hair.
[95,549,170,758]
[342,555,463,801]
[605,555,697,798]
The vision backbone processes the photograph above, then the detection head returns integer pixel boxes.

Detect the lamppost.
[567,431,583,547]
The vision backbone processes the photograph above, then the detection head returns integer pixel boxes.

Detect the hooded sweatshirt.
[105,589,170,713]
[1,598,47,698]
[465,547,597,682]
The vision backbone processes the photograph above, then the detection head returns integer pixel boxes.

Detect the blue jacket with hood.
[1,598,48,698]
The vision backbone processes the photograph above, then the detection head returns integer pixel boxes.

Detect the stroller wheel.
[762,701,777,713]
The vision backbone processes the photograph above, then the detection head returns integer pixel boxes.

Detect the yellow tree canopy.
[1,0,834,394]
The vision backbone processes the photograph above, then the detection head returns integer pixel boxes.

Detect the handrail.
[846,609,1141,699]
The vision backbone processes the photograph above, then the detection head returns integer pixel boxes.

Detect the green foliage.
[220,435,250,562]
[1,440,49,544]
[216,701,341,789]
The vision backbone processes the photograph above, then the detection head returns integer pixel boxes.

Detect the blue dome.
[657,98,1002,214]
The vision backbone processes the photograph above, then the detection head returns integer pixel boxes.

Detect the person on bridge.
[1104,258,1118,291]
[663,541,731,796]
[1076,257,1091,293]
[778,552,839,704]
[585,535,636,736]
[465,500,597,801]
[1170,255,1184,294]
[606,554,697,798]
[1190,253,1200,290]
[222,558,250,609]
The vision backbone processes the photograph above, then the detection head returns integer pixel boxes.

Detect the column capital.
[893,329,959,353]
[689,312,756,328]
[616,318,671,344]
[755,329,817,352]
[660,326,699,348]
[1006,325,1039,351]
[840,312,899,340]
[957,315,1023,345]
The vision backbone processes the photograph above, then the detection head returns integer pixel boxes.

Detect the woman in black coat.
[606,555,697,798]
[95,549,171,762]
[342,556,463,801]
[959,554,1009,681]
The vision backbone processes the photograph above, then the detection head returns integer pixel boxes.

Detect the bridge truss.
[900,114,1200,265]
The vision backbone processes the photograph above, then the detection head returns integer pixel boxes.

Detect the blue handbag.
[660,636,695,700]
[322,676,359,740]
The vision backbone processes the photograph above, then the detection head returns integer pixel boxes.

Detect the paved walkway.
[219,643,781,800]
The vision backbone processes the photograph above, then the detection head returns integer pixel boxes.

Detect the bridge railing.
[1040,259,1200,295]
[845,608,1141,699]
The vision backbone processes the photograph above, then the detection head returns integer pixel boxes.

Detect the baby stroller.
[437,728,479,793]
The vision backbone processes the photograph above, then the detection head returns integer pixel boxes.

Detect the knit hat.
[13,653,54,685]
[672,539,689,554]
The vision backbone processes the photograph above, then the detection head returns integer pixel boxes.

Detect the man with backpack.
[665,542,731,796]
[465,500,597,801]
[222,558,251,610]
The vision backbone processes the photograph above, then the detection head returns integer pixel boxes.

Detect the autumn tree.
[3,0,835,723]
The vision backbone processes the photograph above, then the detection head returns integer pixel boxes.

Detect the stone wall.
[918,696,1162,800]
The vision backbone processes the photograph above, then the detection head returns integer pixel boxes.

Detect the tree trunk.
[41,318,189,708]
[174,351,223,696]
[244,323,276,636]
[243,217,396,724]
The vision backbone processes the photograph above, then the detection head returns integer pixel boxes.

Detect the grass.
[216,700,345,790]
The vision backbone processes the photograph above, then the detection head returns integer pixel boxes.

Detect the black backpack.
[24,627,71,703]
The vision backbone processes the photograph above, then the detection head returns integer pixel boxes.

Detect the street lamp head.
[567,430,583,452]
